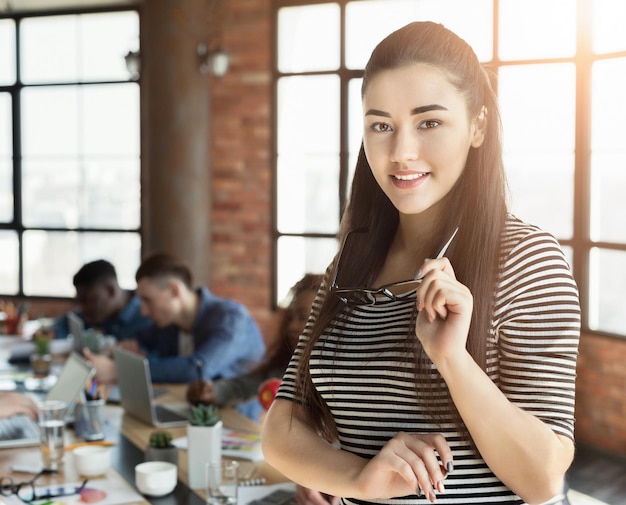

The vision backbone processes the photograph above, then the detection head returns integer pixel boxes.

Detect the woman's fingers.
[372,432,450,502]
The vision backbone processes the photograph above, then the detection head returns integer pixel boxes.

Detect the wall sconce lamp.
[197,42,230,77]
[125,50,141,80]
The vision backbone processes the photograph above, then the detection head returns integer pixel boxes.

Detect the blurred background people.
[85,252,266,384]
[186,273,322,421]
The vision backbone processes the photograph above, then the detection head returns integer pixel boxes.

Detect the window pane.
[21,12,138,83]
[499,64,575,239]
[499,0,576,60]
[588,248,626,335]
[277,154,339,234]
[278,4,340,73]
[345,0,492,69]
[23,231,141,296]
[76,12,139,82]
[276,236,337,304]
[83,84,140,156]
[0,19,15,85]
[590,58,626,243]
[277,76,339,155]
[21,15,80,83]
[22,87,79,156]
[593,0,626,53]
[0,93,11,222]
[22,83,139,157]
[0,231,18,294]
[22,159,140,229]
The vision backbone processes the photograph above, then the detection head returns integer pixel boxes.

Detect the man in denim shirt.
[85,253,265,384]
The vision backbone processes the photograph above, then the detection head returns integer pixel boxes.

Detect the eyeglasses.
[0,471,88,503]
[330,227,459,307]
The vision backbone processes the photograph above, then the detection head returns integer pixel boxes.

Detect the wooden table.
[0,380,288,504]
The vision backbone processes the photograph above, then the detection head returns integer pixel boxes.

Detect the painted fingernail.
[428,490,437,502]
[416,486,422,497]
[436,480,445,493]
[446,461,454,473]
[416,269,423,279]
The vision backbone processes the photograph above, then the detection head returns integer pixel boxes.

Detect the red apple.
[258,378,281,410]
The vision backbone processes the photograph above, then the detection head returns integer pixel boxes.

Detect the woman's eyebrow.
[365,104,448,117]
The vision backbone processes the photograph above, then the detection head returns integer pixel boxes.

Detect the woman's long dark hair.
[295,22,508,442]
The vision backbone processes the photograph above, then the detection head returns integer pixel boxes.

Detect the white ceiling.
[0,0,139,14]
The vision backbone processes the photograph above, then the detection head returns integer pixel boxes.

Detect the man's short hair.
[135,252,193,289]
[73,259,117,288]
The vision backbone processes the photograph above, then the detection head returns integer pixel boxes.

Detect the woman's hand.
[295,486,340,505]
[415,257,473,365]
[186,380,217,405]
[356,432,452,503]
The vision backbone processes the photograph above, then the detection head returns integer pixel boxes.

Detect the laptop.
[0,352,95,448]
[113,347,190,427]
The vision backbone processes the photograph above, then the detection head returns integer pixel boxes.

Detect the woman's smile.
[390,171,430,189]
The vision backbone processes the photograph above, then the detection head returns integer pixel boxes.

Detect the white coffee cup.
[73,445,112,476]
[135,461,177,497]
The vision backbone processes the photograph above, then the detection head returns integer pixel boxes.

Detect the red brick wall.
[575,332,626,454]
[208,0,274,342]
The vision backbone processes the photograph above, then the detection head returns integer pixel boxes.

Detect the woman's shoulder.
[501,214,562,250]
[499,214,570,271]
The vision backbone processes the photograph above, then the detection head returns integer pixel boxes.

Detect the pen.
[65,440,115,451]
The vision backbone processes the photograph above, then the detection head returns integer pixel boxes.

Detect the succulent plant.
[33,333,51,355]
[149,430,174,448]
[189,403,221,426]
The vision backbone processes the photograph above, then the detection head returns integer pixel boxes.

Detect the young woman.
[262,22,580,505]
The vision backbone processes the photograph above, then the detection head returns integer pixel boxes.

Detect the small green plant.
[189,404,220,426]
[34,333,50,355]
[149,430,173,448]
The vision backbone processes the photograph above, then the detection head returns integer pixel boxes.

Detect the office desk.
[0,380,288,504]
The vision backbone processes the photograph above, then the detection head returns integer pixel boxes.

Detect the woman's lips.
[390,172,429,188]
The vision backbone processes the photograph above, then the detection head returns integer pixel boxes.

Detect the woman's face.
[362,64,485,217]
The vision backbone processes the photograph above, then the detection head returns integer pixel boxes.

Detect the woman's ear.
[470,106,487,148]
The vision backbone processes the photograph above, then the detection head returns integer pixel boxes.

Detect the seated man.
[53,259,153,342]
[85,252,266,384]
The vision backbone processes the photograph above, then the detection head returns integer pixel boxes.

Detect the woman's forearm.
[262,399,367,497]
[438,352,573,504]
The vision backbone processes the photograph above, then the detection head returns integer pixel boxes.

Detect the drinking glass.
[38,400,67,471]
[206,460,238,505]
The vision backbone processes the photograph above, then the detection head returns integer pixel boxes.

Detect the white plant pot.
[187,420,222,489]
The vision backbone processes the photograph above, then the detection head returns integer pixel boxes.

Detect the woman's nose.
[390,127,419,163]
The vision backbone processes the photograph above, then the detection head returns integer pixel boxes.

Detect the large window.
[0,9,140,297]
[273,0,626,338]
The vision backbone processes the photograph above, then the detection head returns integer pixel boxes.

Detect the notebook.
[113,347,190,427]
[0,352,95,448]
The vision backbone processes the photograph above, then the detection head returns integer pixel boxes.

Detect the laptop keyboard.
[154,405,188,423]
[0,414,39,441]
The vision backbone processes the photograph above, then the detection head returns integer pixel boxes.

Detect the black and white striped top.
[276,216,581,505]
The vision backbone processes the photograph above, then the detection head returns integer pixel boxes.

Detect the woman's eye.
[419,120,441,129]
[371,122,392,132]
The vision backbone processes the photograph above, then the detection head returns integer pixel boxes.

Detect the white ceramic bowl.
[135,461,177,497]
[73,445,112,477]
